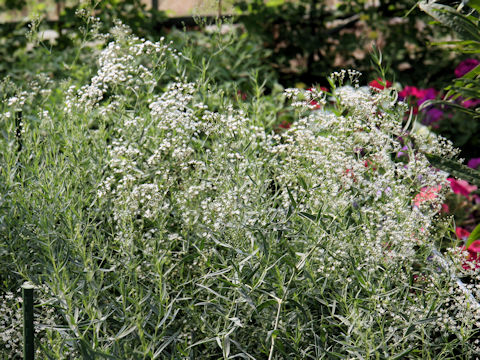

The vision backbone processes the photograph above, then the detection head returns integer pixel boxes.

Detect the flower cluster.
[0,286,67,358]
[93,31,274,251]
[372,60,480,267]
[281,78,480,348]
[65,23,179,114]
[0,292,22,357]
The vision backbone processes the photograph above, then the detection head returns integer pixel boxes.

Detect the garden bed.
[1,1,480,358]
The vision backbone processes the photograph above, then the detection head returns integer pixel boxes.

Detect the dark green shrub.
[234,0,457,88]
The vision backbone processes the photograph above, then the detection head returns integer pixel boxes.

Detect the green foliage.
[0,0,27,11]
[0,0,167,80]
[167,26,278,95]
[419,1,480,42]
[424,153,480,186]
[1,24,478,357]
[466,223,480,248]
[418,0,480,160]
[57,0,166,43]
[234,0,456,87]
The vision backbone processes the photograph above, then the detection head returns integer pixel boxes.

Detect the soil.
[157,0,204,15]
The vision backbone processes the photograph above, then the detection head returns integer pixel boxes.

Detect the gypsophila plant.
[2,19,480,359]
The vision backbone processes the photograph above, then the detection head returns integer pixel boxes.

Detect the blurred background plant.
[233,0,457,89]
[0,0,464,87]
[0,0,166,80]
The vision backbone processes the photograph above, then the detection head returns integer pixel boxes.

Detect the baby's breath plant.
[1,21,480,359]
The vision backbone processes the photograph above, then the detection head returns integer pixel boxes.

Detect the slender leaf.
[421,99,480,118]
[466,224,480,248]
[419,1,480,41]
[467,0,480,12]
[423,153,480,187]
[299,211,317,223]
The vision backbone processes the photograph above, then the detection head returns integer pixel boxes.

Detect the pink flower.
[456,228,480,270]
[413,185,442,207]
[399,86,427,100]
[398,87,438,104]
[455,58,479,78]
[369,78,392,91]
[448,178,478,197]
[469,240,480,252]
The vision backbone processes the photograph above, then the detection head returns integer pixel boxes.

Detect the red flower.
[468,240,480,254]
[455,228,480,270]
[364,159,377,171]
[456,227,471,241]
[441,203,449,214]
[309,100,321,109]
[399,86,426,100]
[237,90,247,101]
[307,86,328,93]
[279,120,291,129]
[306,87,326,109]
[343,168,357,183]
[369,78,392,91]
[459,238,480,271]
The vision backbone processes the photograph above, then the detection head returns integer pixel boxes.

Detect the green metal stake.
[15,110,23,152]
[22,283,35,360]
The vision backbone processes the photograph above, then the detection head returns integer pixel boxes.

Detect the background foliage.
[234,0,457,88]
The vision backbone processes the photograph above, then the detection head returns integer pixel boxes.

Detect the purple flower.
[468,158,480,170]
[396,145,409,158]
[462,98,480,108]
[417,88,437,107]
[455,59,479,78]
[423,108,444,125]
